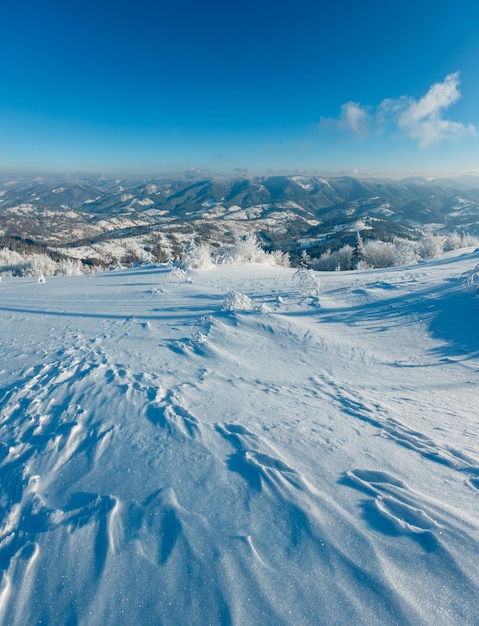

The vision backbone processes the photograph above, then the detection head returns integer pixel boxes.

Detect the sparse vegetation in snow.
[222,290,253,310]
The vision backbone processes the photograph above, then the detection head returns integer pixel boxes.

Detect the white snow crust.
[0,251,478,625]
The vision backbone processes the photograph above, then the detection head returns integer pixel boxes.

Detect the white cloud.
[396,72,476,146]
[322,72,476,147]
[338,101,370,135]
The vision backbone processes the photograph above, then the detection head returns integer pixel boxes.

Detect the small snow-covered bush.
[167,266,189,283]
[355,259,373,270]
[444,232,463,252]
[362,240,396,268]
[255,303,271,313]
[392,241,419,267]
[444,232,479,251]
[22,254,58,278]
[269,249,291,267]
[179,241,214,270]
[465,264,479,293]
[293,266,321,296]
[459,233,479,248]
[312,245,354,271]
[218,234,269,265]
[222,291,252,311]
[417,234,444,260]
[58,258,85,276]
[311,248,335,271]
[0,248,24,275]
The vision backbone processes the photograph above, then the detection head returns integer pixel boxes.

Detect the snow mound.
[222,290,252,310]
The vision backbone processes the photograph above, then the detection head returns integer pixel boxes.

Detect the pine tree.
[300,249,311,269]
[352,232,364,269]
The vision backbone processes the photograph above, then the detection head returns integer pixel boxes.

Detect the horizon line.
[1,167,479,182]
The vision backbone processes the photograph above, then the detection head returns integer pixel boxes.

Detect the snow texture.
[0,250,479,625]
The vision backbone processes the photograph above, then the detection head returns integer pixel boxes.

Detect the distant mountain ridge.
[1,174,479,262]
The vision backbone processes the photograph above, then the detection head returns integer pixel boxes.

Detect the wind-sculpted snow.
[0,252,478,625]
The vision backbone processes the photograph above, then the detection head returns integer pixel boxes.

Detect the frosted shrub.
[355,259,373,270]
[362,240,396,268]
[222,291,252,310]
[444,232,478,251]
[255,302,271,313]
[312,245,353,271]
[0,248,24,275]
[312,232,478,273]
[58,258,84,276]
[465,264,479,293]
[337,244,354,271]
[312,249,335,271]
[459,232,479,247]
[270,249,291,267]
[23,254,58,278]
[392,241,418,266]
[167,266,189,283]
[417,234,444,260]
[178,235,289,268]
[219,234,269,265]
[179,241,214,270]
[293,266,321,296]
[444,232,463,251]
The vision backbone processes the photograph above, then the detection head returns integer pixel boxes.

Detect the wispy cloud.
[320,72,476,147]
[337,101,370,135]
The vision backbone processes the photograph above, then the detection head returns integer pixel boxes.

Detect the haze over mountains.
[1,174,479,266]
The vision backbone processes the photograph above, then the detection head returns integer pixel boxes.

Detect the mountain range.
[1,173,479,263]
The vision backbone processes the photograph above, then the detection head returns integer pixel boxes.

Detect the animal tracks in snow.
[312,371,479,486]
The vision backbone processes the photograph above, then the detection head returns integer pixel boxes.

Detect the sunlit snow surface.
[1,252,478,625]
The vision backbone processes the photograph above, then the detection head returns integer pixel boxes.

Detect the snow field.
[0,252,478,625]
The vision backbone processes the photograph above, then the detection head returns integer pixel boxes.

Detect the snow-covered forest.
[1,231,477,278]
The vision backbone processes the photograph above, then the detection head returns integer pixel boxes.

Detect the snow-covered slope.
[1,251,478,625]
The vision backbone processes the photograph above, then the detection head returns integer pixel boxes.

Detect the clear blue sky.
[1,0,478,177]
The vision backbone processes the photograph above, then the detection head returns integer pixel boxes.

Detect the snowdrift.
[0,251,478,625]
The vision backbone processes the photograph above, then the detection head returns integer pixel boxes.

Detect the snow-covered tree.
[179,240,214,270]
[362,240,396,268]
[417,234,444,260]
[444,231,478,252]
[219,234,268,264]
[352,232,364,269]
[393,241,418,266]
[23,254,58,278]
[58,258,85,276]
[300,249,311,268]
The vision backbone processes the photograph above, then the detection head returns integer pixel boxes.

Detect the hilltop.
[1,249,478,624]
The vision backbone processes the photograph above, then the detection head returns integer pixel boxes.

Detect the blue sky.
[1,0,478,177]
